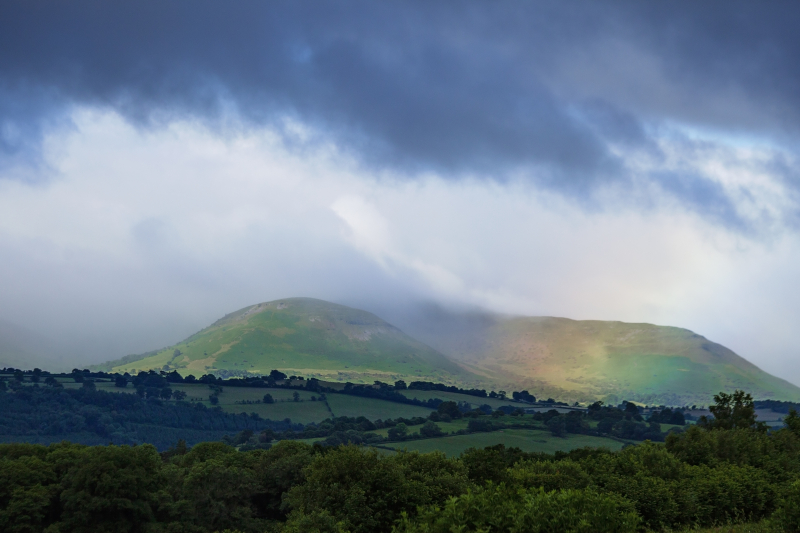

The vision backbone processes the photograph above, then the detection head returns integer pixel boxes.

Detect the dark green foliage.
[1,388,799,532]
[396,484,640,533]
[435,401,461,419]
[262,393,274,404]
[648,407,686,425]
[467,418,494,433]
[512,390,536,403]
[702,389,763,431]
[773,479,800,532]
[58,444,163,533]
[547,414,567,437]
[387,422,408,440]
[419,421,443,438]
[0,385,298,449]
[283,446,468,533]
[460,444,542,485]
[508,459,591,492]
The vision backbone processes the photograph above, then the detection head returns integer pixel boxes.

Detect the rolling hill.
[412,314,800,405]
[94,299,800,405]
[95,298,478,385]
[0,319,66,371]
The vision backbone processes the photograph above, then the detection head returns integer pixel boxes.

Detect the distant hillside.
[0,319,65,371]
[412,314,800,405]
[96,298,478,385]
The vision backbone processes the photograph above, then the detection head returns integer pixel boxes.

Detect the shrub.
[773,479,800,532]
[395,484,640,533]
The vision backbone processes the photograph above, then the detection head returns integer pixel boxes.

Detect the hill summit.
[98,298,474,384]
[412,314,800,404]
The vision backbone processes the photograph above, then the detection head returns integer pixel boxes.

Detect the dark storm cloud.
[2,1,800,214]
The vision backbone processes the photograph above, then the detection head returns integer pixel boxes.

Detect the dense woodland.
[0,368,696,450]
[3,368,800,531]
[2,392,800,532]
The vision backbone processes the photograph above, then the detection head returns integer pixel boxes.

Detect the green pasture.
[222,401,332,425]
[325,394,434,420]
[102,298,472,383]
[382,428,627,456]
[398,390,519,409]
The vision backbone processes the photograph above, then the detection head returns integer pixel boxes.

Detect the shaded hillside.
[96,298,476,385]
[416,314,800,404]
[0,319,65,371]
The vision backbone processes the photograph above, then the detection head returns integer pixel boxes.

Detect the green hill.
[96,298,477,385]
[424,315,800,405]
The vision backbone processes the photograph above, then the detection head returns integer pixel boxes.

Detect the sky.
[2,1,800,382]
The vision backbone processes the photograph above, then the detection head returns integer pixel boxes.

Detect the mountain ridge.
[88,298,800,404]
[95,298,478,385]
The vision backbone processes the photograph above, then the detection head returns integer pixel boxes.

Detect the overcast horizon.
[2,1,800,384]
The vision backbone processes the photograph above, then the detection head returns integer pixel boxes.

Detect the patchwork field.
[380,428,627,456]
[398,390,516,409]
[325,394,433,420]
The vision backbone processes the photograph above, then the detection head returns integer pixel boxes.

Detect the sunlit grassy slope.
[381,429,627,456]
[448,317,800,404]
[98,298,477,385]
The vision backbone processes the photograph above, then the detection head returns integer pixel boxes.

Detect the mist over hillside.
[0,319,68,372]
[74,298,800,405]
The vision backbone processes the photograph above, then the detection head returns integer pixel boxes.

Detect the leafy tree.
[284,446,468,533]
[114,375,128,388]
[209,395,219,405]
[387,423,408,441]
[159,387,173,400]
[177,456,260,531]
[624,402,640,416]
[270,370,288,381]
[703,390,763,431]
[508,459,591,492]
[437,401,462,420]
[773,479,800,532]
[546,415,567,437]
[419,421,444,438]
[165,370,184,383]
[395,484,640,533]
[81,380,96,391]
[172,390,187,401]
[467,419,493,433]
[512,390,535,403]
[0,453,56,533]
[459,444,535,485]
[263,393,275,404]
[293,392,300,402]
[57,444,164,533]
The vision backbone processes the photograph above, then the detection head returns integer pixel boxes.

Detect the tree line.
[2,390,800,532]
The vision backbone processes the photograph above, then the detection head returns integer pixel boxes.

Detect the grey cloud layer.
[2,1,800,220]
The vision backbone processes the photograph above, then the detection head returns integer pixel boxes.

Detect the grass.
[31,378,447,425]
[369,415,541,438]
[100,297,474,384]
[325,394,434,420]
[380,428,627,457]
[398,390,519,409]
